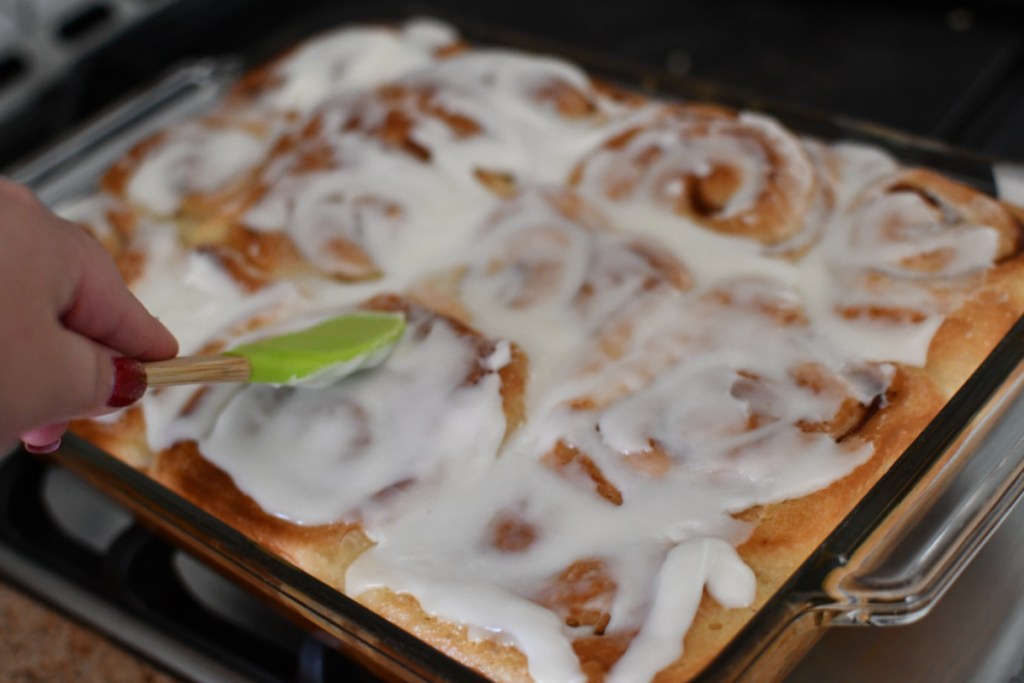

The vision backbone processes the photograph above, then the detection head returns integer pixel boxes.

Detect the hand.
[0,180,178,454]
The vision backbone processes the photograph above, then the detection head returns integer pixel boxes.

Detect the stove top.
[0,452,375,683]
[0,0,1023,165]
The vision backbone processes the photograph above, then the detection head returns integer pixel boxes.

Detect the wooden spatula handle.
[143,356,252,388]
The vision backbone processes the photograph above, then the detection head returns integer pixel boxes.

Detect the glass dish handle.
[823,349,1024,626]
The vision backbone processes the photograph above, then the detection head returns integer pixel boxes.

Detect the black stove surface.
[1,0,1023,167]
[0,450,379,683]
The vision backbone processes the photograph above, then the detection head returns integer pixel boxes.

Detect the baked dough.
[67,18,1024,682]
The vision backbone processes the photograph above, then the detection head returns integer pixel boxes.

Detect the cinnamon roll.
[224,20,466,113]
[569,105,836,252]
[820,164,1024,368]
[411,186,692,396]
[148,295,526,522]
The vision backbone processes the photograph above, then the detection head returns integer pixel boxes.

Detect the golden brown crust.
[71,408,153,470]
[358,588,534,683]
[152,441,370,591]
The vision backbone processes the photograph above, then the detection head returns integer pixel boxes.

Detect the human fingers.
[9,321,122,432]
[0,180,175,448]
[57,218,179,361]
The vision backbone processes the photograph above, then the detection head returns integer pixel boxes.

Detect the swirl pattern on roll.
[569,106,836,251]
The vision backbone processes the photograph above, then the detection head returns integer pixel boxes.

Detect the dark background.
[1,0,1023,169]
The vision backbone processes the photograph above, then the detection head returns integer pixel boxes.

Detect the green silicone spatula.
[112,312,406,404]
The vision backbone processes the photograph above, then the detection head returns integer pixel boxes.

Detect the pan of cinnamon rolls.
[43,16,1024,683]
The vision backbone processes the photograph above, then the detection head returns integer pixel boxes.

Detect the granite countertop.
[0,577,180,682]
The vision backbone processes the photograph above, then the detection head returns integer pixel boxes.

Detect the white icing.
[127,121,272,216]
[608,538,755,683]
[182,317,509,525]
[57,193,118,242]
[128,226,303,357]
[346,557,586,683]
[256,21,457,112]
[72,18,1017,682]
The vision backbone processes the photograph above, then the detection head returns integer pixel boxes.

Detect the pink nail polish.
[24,439,61,454]
[108,357,147,408]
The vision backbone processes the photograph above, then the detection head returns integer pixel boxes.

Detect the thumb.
[22,326,123,429]
[14,330,128,454]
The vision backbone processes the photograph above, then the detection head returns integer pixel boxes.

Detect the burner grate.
[0,451,377,683]
[0,1,178,111]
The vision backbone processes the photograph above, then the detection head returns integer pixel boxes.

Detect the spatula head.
[224,312,405,385]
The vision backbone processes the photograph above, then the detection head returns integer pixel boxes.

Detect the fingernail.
[24,439,61,454]
[108,357,147,408]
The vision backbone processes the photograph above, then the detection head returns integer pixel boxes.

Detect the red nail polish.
[108,357,147,407]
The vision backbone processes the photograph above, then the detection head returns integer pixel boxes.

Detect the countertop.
[0,576,180,682]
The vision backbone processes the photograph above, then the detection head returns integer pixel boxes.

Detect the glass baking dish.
[9,7,1024,681]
